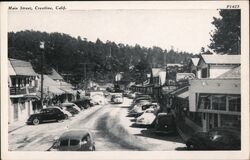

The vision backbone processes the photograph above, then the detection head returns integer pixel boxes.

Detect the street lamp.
[40,41,45,107]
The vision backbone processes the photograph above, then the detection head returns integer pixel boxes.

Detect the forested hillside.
[8,30,193,85]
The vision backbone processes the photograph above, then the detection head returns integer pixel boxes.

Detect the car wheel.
[64,114,68,119]
[32,118,40,125]
[186,142,197,150]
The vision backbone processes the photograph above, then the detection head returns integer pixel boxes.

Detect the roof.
[191,58,199,66]
[9,58,37,76]
[217,66,241,79]
[201,55,241,64]
[38,75,65,95]
[48,86,65,95]
[8,60,16,76]
[48,68,64,80]
[59,129,90,140]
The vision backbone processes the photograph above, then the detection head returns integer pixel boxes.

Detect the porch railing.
[9,86,37,95]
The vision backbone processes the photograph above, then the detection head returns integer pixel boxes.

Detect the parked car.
[60,103,80,115]
[132,96,152,105]
[127,92,136,99]
[26,107,66,125]
[153,113,176,134]
[51,129,95,151]
[128,100,152,117]
[52,106,73,119]
[111,94,123,104]
[90,99,98,106]
[135,108,156,126]
[186,127,241,150]
[72,99,91,109]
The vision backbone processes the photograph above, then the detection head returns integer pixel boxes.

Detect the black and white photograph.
[1,1,249,160]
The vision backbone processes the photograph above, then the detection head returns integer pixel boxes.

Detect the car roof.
[60,130,90,140]
[42,107,59,110]
[61,102,75,106]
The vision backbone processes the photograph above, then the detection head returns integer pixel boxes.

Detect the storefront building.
[189,78,240,132]
[8,59,39,124]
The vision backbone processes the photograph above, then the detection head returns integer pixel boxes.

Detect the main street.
[9,98,185,151]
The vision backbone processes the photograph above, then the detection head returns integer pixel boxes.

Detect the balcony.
[10,86,37,95]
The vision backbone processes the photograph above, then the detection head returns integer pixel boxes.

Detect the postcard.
[1,1,249,160]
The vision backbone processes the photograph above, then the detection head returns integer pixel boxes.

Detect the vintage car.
[153,112,176,134]
[52,106,73,119]
[186,127,240,150]
[26,107,66,125]
[72,99,91,109]
[51,129,95,151]
[128,100,152,117]
[135,108,156,126]
[60,103,80,115]
[110,94,124,104]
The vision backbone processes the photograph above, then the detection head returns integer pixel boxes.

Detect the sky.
[8,9,220,54]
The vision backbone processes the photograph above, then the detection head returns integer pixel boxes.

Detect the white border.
[1,1,249,160]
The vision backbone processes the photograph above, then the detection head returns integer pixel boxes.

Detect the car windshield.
[60,140,69,146]
[70,139,80,146]
[40,109,49,113]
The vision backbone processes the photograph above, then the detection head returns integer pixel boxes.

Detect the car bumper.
[135,121,151,125]
[26,120,32,124]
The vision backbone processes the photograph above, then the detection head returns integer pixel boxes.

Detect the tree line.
[8,9,240,86]
[8,30,192,85]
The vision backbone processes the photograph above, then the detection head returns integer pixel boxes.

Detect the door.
[202,113,208,132]
[13,103,18,122]
[41,109,52,121]
[47,109,57,121]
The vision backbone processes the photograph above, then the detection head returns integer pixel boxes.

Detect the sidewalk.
[8,120,26,133]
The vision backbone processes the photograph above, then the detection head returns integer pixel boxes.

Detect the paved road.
[8,98,185,151]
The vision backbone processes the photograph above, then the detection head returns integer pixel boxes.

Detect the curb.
[8,124,26,133]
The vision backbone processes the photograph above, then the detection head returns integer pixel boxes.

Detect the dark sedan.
[152,113,176,134]
[26,107,66,125]
[72,99,91,109]
[186,127,240,150]
[51,129,95,151]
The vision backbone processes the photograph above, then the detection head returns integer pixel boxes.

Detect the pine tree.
[209,9,240,54]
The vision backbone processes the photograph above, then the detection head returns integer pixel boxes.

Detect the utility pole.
[40,41,45,107]
[79,62,93,89]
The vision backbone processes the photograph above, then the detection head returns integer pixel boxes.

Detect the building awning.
[170,86,189,99]
[177,91,189,99]
[24,94,40,100]
[48,86,65,95]
[60,88,75,94]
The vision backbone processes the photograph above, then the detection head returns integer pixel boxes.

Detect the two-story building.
[8,58,39,124]
[187,55,241,132]
[197,54,240,78]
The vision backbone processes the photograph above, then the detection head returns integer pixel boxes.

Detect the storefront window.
[198,94,211,109]
[228,96,241,112]
[201,68,208,78]
[212,95,226,110]
[221,114,240,128]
